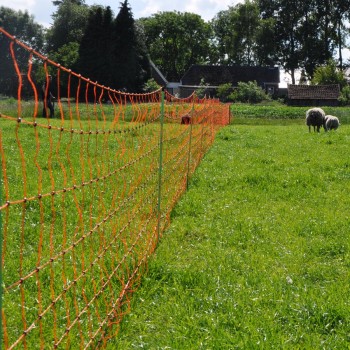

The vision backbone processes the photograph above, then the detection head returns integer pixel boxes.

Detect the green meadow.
[1,101,350,348]
[113,112,350,349]
[0,98,215,348]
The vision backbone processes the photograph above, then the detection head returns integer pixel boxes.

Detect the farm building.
[180,64,280,98]
[149,60,181,96]
[150,61,280,98]
[149,60,168,87]
[287,84,340,106]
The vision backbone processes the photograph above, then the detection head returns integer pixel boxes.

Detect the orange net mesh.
[0,27,230,349]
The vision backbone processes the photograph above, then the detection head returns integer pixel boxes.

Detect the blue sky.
[0,0,240,27]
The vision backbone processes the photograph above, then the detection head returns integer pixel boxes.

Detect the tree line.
[0,0,350,94]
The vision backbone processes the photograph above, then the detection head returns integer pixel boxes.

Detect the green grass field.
[113,119,350,349]
[1,100,350,348]
[0,98,218,348]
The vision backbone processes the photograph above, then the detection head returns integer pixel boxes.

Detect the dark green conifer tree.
[77,6,114,88]
[112,0,150,92]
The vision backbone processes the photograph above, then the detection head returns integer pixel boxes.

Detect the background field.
[113,116,350,349]
[231,103,350,125]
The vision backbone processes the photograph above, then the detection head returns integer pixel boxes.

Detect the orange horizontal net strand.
[0,27,230,349]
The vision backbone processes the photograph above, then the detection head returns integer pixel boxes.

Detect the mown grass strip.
[114,122,350,349]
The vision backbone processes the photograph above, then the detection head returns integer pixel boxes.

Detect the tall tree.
[0,7,45,96]
[112,0,150,91]
[232,0,261,65]
[76,6,114,87]
[255,17,278,66]
[212,0,268,65]
[258,0,350,80]
[47,0,89,53]
[139,11,212,81]
[52,0,85,5]
[311,58,347,86]
[296,1,326,79]
[263,0,304,84]
[329,0,350,69]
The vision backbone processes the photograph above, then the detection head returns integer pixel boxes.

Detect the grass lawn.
[113,120,350,349]
[0,101,219,348]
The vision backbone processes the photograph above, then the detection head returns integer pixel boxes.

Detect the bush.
[230,81,271,103]
[216,83,233,102]
[143,78,161,92]
[338,85,350,106]
[195,78,208,99]
[311,59,347,88]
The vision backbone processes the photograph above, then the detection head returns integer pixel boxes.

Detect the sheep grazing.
[305,107,326,132]
[324,115,340,131]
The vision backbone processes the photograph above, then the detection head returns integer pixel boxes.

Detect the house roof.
[149,60,168,86]
[181,64,280,86]
[288,84,340,100]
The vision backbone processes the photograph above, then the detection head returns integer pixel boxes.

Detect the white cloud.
[131,0,239,21]
[183,0,237,20]
[0,0,36,11]
[135,0,162,18]
[2,1,26,14]
[0,0,241,25]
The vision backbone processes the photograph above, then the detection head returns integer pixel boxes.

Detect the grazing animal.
[181,114,191,125]
[324,115,340,131]
[305,107,325,132]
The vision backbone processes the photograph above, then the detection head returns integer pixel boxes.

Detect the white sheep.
[305,107,326,132]
[324,115,340,131]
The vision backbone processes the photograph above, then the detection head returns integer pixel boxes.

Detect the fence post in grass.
[186,97,195,190]
[157,88,165,243]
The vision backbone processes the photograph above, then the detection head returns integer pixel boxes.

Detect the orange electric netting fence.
[0,27,230,349]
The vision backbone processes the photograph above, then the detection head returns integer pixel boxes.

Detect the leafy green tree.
[216,83,233,102]
[230,81,270,103]
[258,0,350,79]
[0,7,44,49]
[296,1,326,79]
[312,0,350,70]
[112,0,150,91]
[143,78,160,92]
[139,11,212,81]
[195,78,209,98]
[311,59,346,87]
[255,17,278,66]
[49,42,80,69]
[260,0,305,84]
[338,85,350,105]
[299,69,308,84]
[52,0,85,5]
[47,0,89,53]
[232,0,261,65]
[329,0,350,69]
[210,9,234,64]
[0,6,45,97]
[211,0,264,65]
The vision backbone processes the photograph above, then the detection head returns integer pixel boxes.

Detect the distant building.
[150,61,280,98]
[149,60,167,87]
[287,84,340,106]
[180,64,280,98]
[149,60,181,96]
